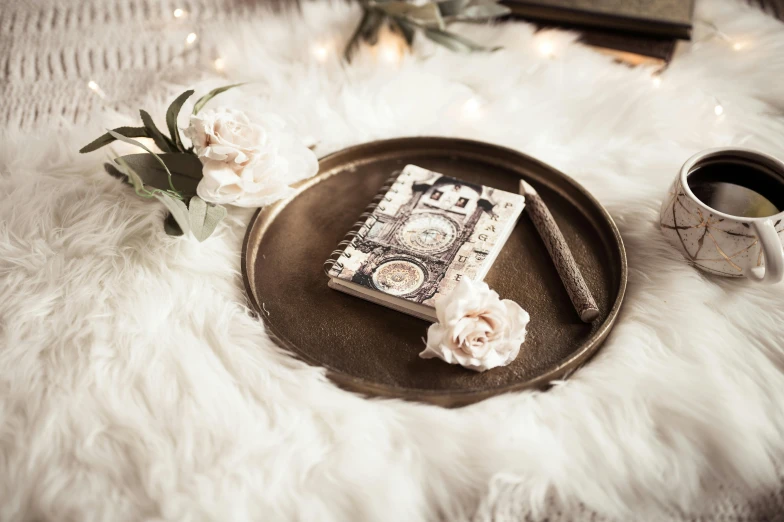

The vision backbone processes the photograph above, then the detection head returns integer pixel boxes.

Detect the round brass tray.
[242,138,627,407]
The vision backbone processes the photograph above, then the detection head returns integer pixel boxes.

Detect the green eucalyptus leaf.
[392,18,416,47]
[372,1,413,17]
[423,28,495,52]
[155,192,191,236]
[116,153,203,195]
[436,0,471,17]
[345,7,386,61]
[413,3,445,29]
[345,9,370,62]
[164,213,185,236]
[79,126,148,154]
[377,2,444,29]
[360,8,386,44]
[192,84,245,115]
[113,156,150,196]
[457,3,510,20]
[140,110,175,153]
[188,196,227,242]
[103,162,125,181]
[166,90,194,152]
[107,130,177,192]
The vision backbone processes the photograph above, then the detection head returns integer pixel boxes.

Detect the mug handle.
[750,219,784,284]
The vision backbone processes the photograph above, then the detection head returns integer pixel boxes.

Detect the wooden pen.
[520,180,600,323]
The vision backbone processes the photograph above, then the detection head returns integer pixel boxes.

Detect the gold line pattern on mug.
[660,180,763,273]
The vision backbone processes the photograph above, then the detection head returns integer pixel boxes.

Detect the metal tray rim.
[241,137,627,406]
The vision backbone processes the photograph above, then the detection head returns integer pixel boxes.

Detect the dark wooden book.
[577,27,677,65]
[504,0,695,40]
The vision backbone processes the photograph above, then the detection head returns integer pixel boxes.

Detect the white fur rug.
[2,1,784,520]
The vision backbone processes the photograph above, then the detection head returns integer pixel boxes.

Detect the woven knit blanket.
[2,1,784,521]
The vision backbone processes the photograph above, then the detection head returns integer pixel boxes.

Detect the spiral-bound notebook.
[324,165,525,321]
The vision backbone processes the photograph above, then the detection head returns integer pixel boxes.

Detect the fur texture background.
[2,1,784,520]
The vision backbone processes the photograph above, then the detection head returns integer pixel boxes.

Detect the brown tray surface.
[242,137,627,406]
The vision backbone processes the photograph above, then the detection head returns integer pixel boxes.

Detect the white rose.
[184,107,318,207]
[420,278,530,372]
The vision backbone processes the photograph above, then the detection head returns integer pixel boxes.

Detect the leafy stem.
[113,156,184,200]
[343,0,508,61]
[107,129,179,193]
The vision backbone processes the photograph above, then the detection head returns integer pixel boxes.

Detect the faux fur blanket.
[2,1,784,521]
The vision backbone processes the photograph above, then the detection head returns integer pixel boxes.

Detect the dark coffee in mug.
[662,148,784,283]
[687,159,784,218]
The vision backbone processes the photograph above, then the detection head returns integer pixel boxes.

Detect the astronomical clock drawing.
[330,165,524,307]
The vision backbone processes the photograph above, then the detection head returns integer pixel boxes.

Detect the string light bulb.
[87,80,106,99]
[372,26,406,65]
[461,97,483,119]
[732,42,746,50]
[135,137,157,150]
[186,32,197,45]
[173,8,184,18]
[312,43,329,62]
[538,41,554,57]
[714,103,724,116]
[652,76,662,88]
[214,58,225,71]
[380,44,401,64]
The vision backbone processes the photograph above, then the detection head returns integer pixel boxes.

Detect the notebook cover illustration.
[327,165,525,308]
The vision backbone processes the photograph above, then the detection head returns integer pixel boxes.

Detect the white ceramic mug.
[660,147,784,283]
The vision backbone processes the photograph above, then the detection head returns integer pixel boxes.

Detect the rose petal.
[421,278,530,372]
[196,161,244,204]
[502,299,530,342]
[183,107,318,208]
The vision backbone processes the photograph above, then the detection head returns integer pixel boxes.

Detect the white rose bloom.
[184,107,318,207]
[420,278,530,372]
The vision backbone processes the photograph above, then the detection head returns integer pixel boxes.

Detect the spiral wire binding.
[323,171,401,277]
